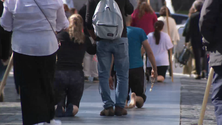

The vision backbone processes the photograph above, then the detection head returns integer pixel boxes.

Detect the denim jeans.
[97,38,129,109]
[212,66,222,125]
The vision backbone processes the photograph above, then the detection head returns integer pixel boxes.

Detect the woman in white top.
[1,0,69,125]
[157,6,180,45]
[147,21,173,82]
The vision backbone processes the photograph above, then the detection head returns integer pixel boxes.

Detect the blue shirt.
[127,26,147,69]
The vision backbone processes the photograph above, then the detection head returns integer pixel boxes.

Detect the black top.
[0,1,12,60]
[86,0,134,37]
[0,1,3,17]
[56,31,96,70]
[199,0,222,66]
[184,12,202,47]
[78,3,90,36]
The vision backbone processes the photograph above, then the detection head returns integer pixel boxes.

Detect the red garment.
[131,9,157,35]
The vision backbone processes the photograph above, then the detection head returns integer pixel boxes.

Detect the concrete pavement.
[0,73,181,125]
[0,70,217,125]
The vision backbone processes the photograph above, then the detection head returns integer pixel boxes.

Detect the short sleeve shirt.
[147,32,173,67]
[127,26,147,69]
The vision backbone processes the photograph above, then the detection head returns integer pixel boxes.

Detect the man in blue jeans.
[200,0,222,124]
[86,0,133,116]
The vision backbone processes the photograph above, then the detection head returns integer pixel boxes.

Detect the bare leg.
[135,96,144,108]
[73,105,79,116]
[157,75,165,82]
[128,93,136,108]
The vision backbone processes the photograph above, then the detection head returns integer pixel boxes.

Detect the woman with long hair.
[54,14,96,117]
[147,21,173,82]
[1,0,69,124]
[158,6,180,45]
[131,0,157,35]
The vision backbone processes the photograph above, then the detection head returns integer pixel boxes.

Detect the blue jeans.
[97,38,129,109]
[212,66,222,125]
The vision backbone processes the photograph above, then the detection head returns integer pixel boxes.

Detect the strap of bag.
[33,0,59,43]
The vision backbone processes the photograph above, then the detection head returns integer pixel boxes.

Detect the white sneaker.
[44,119,62,125]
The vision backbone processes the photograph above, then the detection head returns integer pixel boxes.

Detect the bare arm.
[142,40,158,78]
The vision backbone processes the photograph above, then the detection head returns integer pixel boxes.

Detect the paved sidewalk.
[0,75,181,125]
[180,77,216,125]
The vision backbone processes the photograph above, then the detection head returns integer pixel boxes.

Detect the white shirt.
[147,32,174,67]
[1,0,69,56]
[158,16,180,45]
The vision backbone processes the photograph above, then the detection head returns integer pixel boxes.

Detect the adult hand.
[109,76,114,90]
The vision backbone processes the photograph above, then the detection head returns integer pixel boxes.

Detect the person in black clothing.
[78,3,89,36]
[200,0,222,124]
[79,3,99,82]
[54,14,96,117]
[0,0,13,101]
[86,0,134,116]
[184,1,206,79]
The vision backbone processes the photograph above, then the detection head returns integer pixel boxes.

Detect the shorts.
[146,66,168,78]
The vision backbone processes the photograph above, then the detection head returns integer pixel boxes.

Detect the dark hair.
[159,6,171,17]
[136,0,154,18]
[154,21,164,45]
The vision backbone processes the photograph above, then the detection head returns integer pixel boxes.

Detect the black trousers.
[127,67,146,102]
[192,46,207,75]
[13,52,56,125]
[54,70,84,108]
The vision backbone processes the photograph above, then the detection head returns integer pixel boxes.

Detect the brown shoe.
[100,107,114,116]
[114,106,127,116]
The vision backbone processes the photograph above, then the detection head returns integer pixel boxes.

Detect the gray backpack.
[92,0,123,40]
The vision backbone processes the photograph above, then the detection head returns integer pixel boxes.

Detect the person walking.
[54,14,96,117]
[1,0,69,124]
[0,0,12,101]
[158,6,179,45]
[184,1,206,79]
[78,3,99,82]
[86,0,134,116]
[146,21,174,82]
[200,0,222,124]
[125,15,157,109]
[131,0,157,35]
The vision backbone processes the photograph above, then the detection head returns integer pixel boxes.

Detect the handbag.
[177,46,191,65]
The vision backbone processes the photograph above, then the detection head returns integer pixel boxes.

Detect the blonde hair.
[68,14,85,44]
[136,0,154,18]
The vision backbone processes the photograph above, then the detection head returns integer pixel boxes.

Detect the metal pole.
[198,68,214,125]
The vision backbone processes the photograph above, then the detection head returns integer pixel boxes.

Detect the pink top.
[131,9,157,35]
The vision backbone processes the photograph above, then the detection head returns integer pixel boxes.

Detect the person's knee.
[157,76,165,82]
[73,105,79,116]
